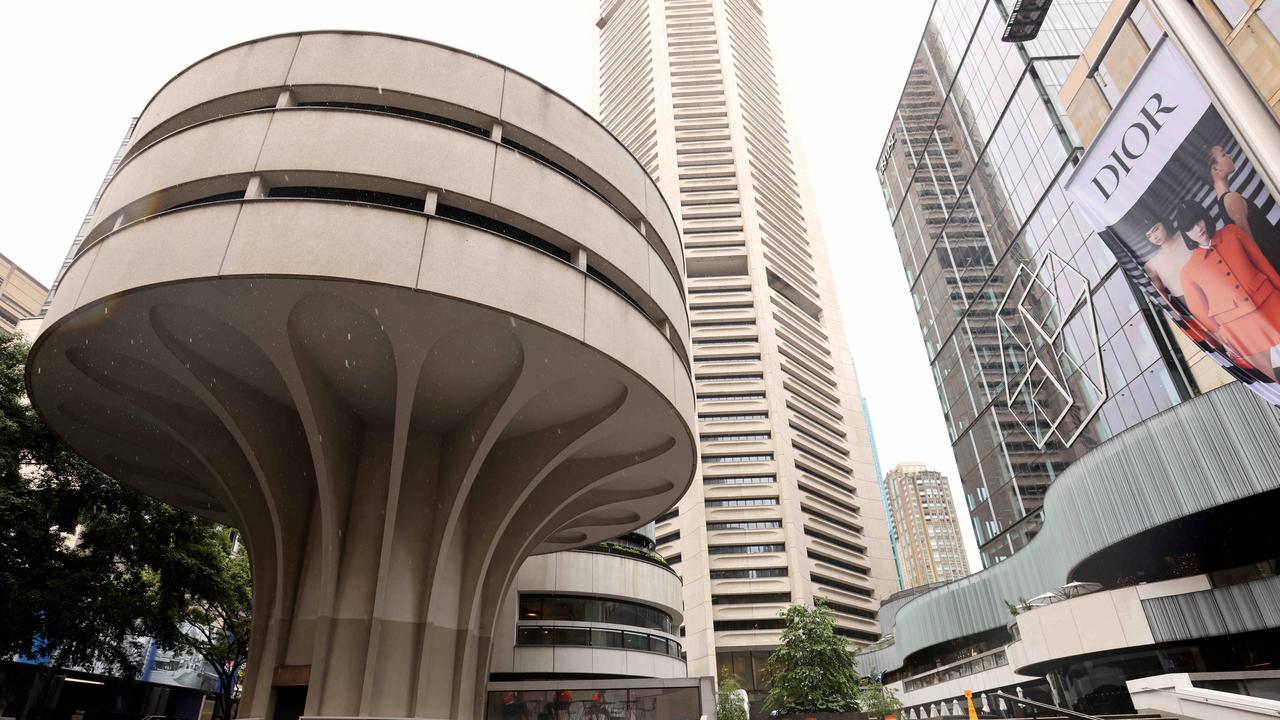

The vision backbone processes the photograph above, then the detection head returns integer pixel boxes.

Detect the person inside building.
[1176,198,1280,381]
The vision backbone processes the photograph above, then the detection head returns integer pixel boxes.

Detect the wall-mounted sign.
[1066,37,1280,406]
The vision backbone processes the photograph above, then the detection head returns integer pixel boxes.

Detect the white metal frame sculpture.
[997,250,1107,450]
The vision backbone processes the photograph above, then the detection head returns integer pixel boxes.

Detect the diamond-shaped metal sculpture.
[997,251,1106,449]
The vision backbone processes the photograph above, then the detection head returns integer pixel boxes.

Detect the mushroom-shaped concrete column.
[27,32,693,720]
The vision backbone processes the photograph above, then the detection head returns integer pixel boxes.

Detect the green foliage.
[717,672,748,720]
[859,679,904,718]
[589,538,670,567]
[1004,596,1030,616]
[763,600,862,714]
[0,331,251,718]
[147,527,252,720]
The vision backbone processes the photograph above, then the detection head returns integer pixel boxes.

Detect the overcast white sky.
[0,1,980,570]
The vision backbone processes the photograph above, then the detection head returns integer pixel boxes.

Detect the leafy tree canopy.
[859,678,904,718]
[0,331,250,718]
[763,600,862,714]
[717,671,748,720]
[758,598,905,717]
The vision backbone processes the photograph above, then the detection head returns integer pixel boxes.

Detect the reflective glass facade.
[879,0,1201,566]
[518,594,674,633]
[486,686,702,720]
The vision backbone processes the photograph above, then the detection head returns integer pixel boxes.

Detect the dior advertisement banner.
[1066,37,1280,405]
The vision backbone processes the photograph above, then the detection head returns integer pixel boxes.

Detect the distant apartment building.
[0,254,48,332]
[884,463,969,588]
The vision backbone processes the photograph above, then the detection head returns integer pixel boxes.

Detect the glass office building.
[860,1,1280,715]
[878,0,1234,567]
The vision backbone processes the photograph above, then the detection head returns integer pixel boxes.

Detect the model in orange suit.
[1176,199,1280,381]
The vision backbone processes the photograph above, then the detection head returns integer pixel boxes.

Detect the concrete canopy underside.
[26,31,696,720]
[30,276,694,718]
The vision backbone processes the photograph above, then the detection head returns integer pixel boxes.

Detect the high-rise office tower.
[864,398,905,590]
[884,463,969,589]
[860,1,1280,716]
[596,0,898,684]
[878,0,1197,568]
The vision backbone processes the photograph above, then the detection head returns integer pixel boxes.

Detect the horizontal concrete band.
[493,548,687,679]
[860,381,1280,676]
[46,201,695,429]
[85,108,690,363]
[123,31,682,286]
[517,550,685,624]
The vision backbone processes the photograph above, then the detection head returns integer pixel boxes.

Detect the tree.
[145,529,252,720]
[717,671,748,720]
[763,600,862,714]
[0,330,251,718]
[858,679,903,718]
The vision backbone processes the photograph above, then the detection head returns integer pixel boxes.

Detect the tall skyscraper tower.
[863,397,905,591]
[884,463,969,589]
[596,0,898,684]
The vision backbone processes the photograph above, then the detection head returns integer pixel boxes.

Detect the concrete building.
[865,398,906,590]
[0,254,48,332]
[26,32,699,720]
[884,463,969,589]
[41,120,136,318]
[491,527,688,680]
[861,0,1280,717]
[595,0,900,687]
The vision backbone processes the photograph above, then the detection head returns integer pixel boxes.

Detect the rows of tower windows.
[708,543,785,555]
[704,474,776,486]
[711,567,787,580]
[703,453,773,464]
[707,520,781,530]
[705,497,778,507]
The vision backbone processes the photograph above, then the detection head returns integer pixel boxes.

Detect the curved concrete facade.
[490,549,686,679]
[860,382,1280,676]
[27,32,695,720]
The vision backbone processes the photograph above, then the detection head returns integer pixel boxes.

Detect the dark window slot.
[435,204,571,263]
[810,573,873,598]
[834,626,880,642]
[168,190,246,212]
[296,101,488,136]
[501,136,621,215]
[588,264,645,314]
[808,549,869,576]
[804,527,867,555]
[712,567,788,580]
[712,592,792,605]
[821,599,877,621]
[713,619,787,631]
[268,186,425,212]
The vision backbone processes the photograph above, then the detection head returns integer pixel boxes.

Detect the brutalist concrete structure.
[27,31,696,720]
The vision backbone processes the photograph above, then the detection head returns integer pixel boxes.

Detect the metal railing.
[990,692,1105,720]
